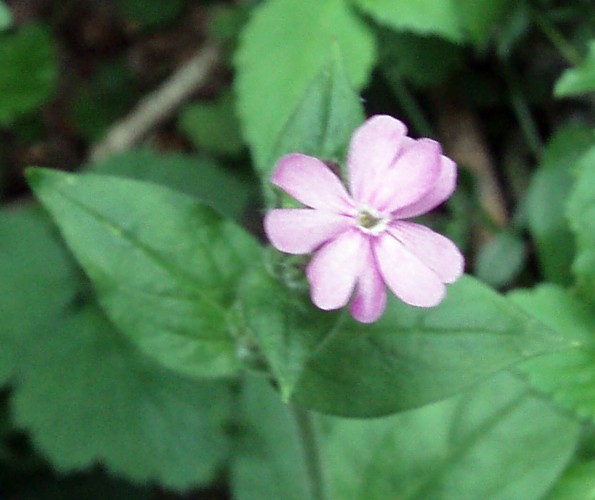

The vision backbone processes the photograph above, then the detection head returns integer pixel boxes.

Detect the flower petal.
[373,138,442,213]
[264,209,352,254]
[306,229,364,311]
[374,232,446,307]
[393,155,457,219]
[348,115,407,205]
[388,222,464,283]
[272,153,353,212]
[350,238,387,323]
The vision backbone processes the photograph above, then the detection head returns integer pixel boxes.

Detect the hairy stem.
[291,405,325,500]
[502,63,543,159]
[530,8,582,66]
[387,74,435,138]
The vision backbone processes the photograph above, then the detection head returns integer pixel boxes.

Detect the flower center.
[356,207,389,235]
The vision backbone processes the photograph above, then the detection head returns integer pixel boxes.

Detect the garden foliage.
[1,0,595,497]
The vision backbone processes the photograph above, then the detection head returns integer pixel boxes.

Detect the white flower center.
[356,206,389,235]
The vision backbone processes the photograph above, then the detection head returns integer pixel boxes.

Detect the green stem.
[530,7,582,66]
[387,73,435,138]
[291,405,325,500]
[502,63,543,159]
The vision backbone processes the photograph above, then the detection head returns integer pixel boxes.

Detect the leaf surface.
[28,169,261,378]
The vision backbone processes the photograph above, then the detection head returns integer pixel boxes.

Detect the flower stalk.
[291,404,326,500]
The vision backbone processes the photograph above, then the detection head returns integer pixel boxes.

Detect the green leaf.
[322,372,580,499]
[352,0,514,46]
[0,205,78,385]
[0,351,10,385]
[567,146,595,304]
[264,49,365,204]
[86,149,254,222]
[350,0,463,43]
[270,50,364,167]
[0,23,58,124]
[510,285,595,421]
[28,169,261,378]
[235,0,375,169]
[238,266,573,417]
[526,125,595,285]
[555,40,595,97]
[12,302,232,490]
[546,461,595,499]
[178,92,245,157]
[236,265,338,402]
[230,376,314,500]
[475,230,526,288]
[0,1,12,31]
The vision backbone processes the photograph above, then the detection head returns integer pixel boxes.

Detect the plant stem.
[387,73,435,138]
[530,8,582,66]
[502,63,543,159]
[291,404,325,500]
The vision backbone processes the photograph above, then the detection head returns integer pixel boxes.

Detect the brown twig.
[89,43,220,162]
[433,96,509,229]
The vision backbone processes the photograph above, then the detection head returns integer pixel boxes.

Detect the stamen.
[357,207,388,235]
[358,211,381,229]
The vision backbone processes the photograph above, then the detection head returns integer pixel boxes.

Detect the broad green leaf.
[235,0,375,169]
[270,50,364,166]
[12,302,231,490]
[28,169,261,378]
[352,0,513,46]
[323,372,580,499]
[0,23,58,124]
[511,285,595,421]
[0,1,12,31]
[350,0,462,43]
[0,205,78,385]
[526,125,594,285]
[546,461,595,499]
[264,50,364,204]
[0,352,10,384]
[178,92,245,157]
[475,230,526,288]
[86,149,254,222]
[555,40,595,97]
[231,376,314,500]
[238,265,572,417]
[567,146,595,304]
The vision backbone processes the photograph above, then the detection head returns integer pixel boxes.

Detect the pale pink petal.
[272,153,353,212]
[264,209,352,255]
[348,115,407,205]
[374,232,446,307]
[372,139,442,213]
[393,155,457,219]
[350,238,387,323]
[306,230,365,311]
[388,222,464,283]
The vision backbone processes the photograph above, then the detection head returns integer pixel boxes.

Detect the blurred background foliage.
[0,0,594,498]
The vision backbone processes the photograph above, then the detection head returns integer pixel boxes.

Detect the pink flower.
[264,115,464,323]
